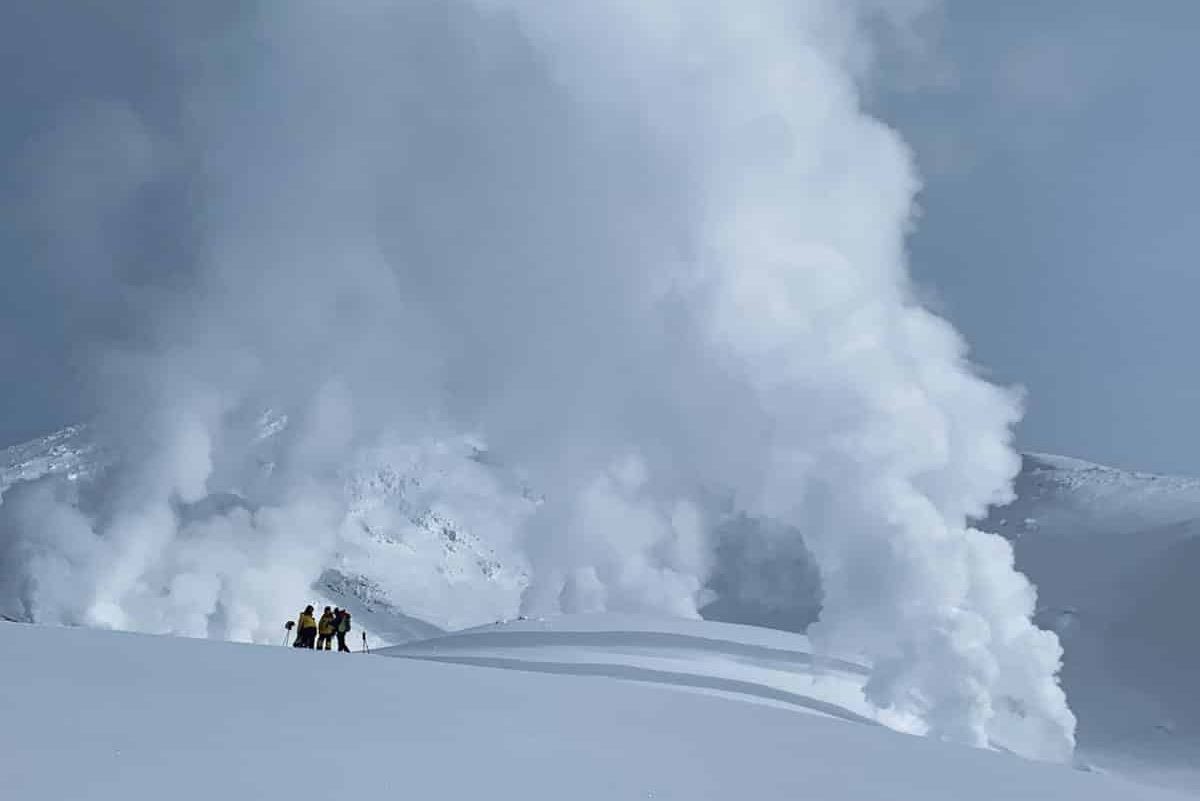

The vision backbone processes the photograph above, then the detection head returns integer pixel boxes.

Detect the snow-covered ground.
[385,614,885,729]
[2,616,1190,801]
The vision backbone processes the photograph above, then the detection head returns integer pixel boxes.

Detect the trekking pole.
[362,631,369,654]
[282,620,295,646]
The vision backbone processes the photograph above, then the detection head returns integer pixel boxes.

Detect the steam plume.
[0,0,1074,759]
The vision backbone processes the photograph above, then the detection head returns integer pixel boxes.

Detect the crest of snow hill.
[3,426,1200,773]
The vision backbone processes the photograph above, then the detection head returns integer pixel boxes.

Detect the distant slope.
[0,423,530,633]
[983,453,1200,787]
[987,452,1200,544]
[1,620,1188,801]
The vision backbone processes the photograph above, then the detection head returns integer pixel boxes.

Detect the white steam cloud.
[0,0,1075,760]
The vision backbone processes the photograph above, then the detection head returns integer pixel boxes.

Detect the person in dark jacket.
[316,606,336,651]
[294,605,318,648]
[335,609,352,652]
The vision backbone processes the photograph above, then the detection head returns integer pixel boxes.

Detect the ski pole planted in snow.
[361,631,369,654]
[282,620,295,646]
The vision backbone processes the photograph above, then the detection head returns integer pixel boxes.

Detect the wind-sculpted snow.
[384,614,887,729]
[0,0,1075,759]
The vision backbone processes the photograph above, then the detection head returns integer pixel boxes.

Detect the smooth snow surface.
[1,619,1189,801]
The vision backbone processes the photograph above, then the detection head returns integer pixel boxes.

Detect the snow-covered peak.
[0,425,97,493]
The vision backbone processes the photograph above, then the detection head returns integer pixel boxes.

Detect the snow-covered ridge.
[989,452,1200,540]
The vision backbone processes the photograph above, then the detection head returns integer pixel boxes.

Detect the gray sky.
[2,1,1199,474]
[875,1,1200,474]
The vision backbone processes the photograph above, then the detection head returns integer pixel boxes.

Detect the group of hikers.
[291,604,354,652]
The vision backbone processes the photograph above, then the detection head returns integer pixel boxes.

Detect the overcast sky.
[2,1,1198,474]
[875,1,1200,474]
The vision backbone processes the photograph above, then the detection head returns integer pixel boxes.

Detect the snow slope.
[982,454,1200,787]
[1,618,1188,801]
[384,614,886,730]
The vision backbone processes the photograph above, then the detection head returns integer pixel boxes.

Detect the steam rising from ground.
[0,1,1074,759]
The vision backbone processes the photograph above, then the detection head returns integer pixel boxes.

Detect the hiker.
[335,608,352,653]
[330,608,344,648]
[294,605,318,649]
[316,606,336,651]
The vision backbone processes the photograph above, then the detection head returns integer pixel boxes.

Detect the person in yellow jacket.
[294,605,318,648]
[316,606,336,651]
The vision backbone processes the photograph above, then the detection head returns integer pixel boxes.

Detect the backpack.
[339,614,351,634]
